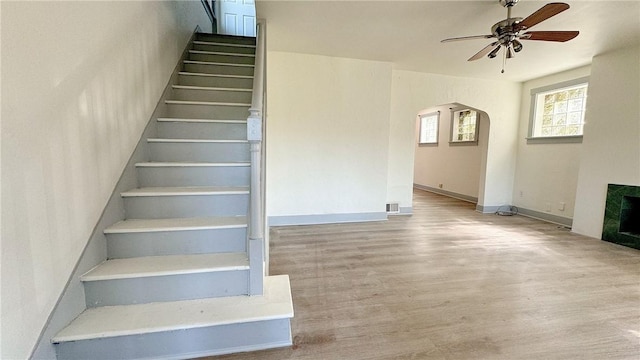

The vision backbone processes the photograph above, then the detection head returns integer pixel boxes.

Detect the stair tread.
[81,253,249,281]
[53,275,292,343]
[105,216,247,234]
[121,186,249,197]
[172,85,252,92]
[184,60,254,68]
[193,40,256,49]
[157,117,247,123]
[178,71,254,79]
[165,100,251,106]
[189,50,255,57]
[147,138,248,143]
[135,161,250,167]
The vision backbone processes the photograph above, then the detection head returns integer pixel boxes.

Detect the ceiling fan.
[441,0,579,72]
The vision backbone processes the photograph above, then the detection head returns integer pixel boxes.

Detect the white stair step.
[105,216,247,234]
[172,85,252,92]
[135,162,250,188]
[165,100,251,107]
[189,50,255,58]
[178,72,254,89]
[184,60,254,68]
[81,253,249,281]
[53,275,292,343]
[193,40,256,49]
[164,100,251,120]
[147,139,250,162]
[147,138,248,144]
[121,186,249,197]
[171,83,253,102]
[157,117,247,124]
[136,161,250,168]
[178,71,253,79]
[172,85,252,94]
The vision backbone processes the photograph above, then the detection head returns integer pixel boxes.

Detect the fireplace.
[602,184,640,250]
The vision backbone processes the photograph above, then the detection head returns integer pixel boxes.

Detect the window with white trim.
[450,109,478,145]
[419,112,439,145]
[528,77,589,143]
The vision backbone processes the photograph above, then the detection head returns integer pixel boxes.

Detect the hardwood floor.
[204,190,640,360]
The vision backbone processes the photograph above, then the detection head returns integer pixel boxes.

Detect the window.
[528,77,589,144]
[418,112,439,145]
[450,109,478,145]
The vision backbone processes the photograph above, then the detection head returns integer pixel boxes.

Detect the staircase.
[52,32,293,360]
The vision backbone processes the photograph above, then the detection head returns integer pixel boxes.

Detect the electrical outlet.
[519,191,523,197]
[559,202,566,211]
[545,202,551,212]
[438,183,443,189]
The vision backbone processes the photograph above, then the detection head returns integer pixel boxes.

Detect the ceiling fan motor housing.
[491,18,523,45]
[500,0,519,7]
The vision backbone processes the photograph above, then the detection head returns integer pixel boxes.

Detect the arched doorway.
[413,102,490,209]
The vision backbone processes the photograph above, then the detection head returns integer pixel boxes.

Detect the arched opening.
[413,102,490,209]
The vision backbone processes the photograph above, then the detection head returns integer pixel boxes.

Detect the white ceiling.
[256,0,640,82]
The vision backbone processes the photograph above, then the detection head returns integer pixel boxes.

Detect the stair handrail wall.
[200,0,217,33]
[247,19,266,295]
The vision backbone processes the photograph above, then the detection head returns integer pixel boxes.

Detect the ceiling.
[256,0,640,82]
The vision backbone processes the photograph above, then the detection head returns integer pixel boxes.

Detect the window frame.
[527,76,589,144]
[449,108,479,146]
[418,112,440,146]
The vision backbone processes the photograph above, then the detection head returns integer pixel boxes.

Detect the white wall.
[265,51,392,219]
[573,46,640,238]
[0,2,210,358]
[388,70,521,211]
[413,105,487,200]
[512,66,591,220]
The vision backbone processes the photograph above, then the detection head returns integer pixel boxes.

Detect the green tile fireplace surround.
[602,184,640,250]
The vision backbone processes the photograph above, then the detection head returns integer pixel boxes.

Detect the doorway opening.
[413,102,490,209]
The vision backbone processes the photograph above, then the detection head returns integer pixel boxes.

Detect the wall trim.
[268,212,388,226]
[413,184,478,204]
[391,207,413,216]
[29,29,199,360]
[516,207,573,227]
[475,205,502,213]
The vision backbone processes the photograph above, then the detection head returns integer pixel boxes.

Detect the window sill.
[449,141,478,146]
[526,135,583,144]
[419,142,438,147]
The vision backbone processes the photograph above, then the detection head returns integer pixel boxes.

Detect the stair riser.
[124,194,249,219]
[148,142,250,162]
[55,318,291,360]
[171,87,252,103]
[84,270,248,307]
[196,34,256,46]
[188,53,255,65]
[193,43,256,55]
[166,103,250,120]
[183,62,254,76]
[157,121,247,140]
[137,166,250,187]
[178,74,253,89]
[106,227,247,259]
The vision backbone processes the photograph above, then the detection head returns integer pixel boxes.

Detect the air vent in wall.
[386,203,400,214]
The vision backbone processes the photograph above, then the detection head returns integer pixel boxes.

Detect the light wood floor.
[206,190,640,360]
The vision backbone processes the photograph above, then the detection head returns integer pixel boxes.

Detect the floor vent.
[386,203,400,214]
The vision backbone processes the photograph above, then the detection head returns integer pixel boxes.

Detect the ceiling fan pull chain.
[501,48,506,73]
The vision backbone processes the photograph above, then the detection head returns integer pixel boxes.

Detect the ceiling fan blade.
[521,31,579,42]
[517,2,570,30]
[441,35,494,43]
[468,42,500,61]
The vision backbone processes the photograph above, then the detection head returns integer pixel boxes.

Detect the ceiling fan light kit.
[441,0,579,73]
